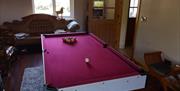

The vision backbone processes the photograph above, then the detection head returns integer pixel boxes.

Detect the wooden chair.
[144,51,180,91]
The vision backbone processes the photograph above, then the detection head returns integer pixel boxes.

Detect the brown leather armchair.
[144,51,180,91]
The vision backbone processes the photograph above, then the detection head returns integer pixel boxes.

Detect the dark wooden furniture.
[0,74,3,91]
[2,14,80,46]
[0,46,16,76]
[144,51,180,91]
[0,26,15,46]
[0,26,16,81]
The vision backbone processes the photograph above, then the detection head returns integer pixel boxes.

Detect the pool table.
[41,33,146,91]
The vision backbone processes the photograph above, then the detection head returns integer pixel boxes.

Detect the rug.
[20,66,44,91]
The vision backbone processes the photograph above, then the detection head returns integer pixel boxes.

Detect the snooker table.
[41,33,146,91]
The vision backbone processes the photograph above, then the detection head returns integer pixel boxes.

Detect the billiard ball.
[85,58,90,63]
[63,37,77,44]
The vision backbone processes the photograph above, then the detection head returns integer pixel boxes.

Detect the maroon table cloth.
[42,33,139,88]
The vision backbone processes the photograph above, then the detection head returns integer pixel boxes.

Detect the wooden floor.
[5,51,164,91]
[5,51,42,91]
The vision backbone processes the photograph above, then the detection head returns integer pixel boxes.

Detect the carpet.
[20,66,44,91]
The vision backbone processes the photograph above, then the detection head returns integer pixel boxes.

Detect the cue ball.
[85,58,90,63]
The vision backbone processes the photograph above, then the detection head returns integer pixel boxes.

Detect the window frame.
[32,0,74,18]
[128,0,139,18]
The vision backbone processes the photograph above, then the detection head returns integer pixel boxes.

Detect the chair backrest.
[2,14,68,35]
[144,51,163,66]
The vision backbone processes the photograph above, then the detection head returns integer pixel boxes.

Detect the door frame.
[119,0,142,59]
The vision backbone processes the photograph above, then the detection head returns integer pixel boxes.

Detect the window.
[55,0,70,16]
[33,0,53,15]
[129,0,139,18]
[33,0,73,17]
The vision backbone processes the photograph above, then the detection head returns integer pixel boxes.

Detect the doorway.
[119,0,140,58]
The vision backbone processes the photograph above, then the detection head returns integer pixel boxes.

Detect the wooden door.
[88,0,123,49]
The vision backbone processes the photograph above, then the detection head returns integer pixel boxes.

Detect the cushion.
[15,33,29,39]
[150,62,171,75]
[54,29,66,34]
[66,21,80,32]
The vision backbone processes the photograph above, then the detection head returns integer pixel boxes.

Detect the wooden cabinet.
[0,46,16,77]
[88,0,123,49]
[91,0,116,19]
[0,26,15,46]
[0,26,16,77]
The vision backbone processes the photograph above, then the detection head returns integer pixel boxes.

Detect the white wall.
[0,0,33,24]
[74,0,87,31]
[134,0,180,64]
[0,0,87,31]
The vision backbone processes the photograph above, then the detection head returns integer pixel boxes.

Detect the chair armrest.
[170,65,180,76]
